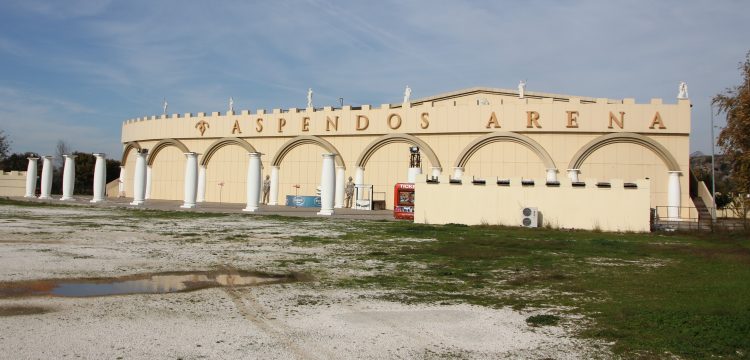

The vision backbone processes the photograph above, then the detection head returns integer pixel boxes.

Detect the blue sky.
[1,0,748,159]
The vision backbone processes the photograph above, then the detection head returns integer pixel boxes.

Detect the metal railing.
[653,206,749,232]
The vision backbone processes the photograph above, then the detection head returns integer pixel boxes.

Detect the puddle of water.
[0,271,298,298]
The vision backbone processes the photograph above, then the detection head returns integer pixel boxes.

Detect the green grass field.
[326,222,750,359]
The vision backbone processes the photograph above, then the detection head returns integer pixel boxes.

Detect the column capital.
[668,170,682,175]
[93,153,106,158]
[27,156,39,161]
[63,154,77,159]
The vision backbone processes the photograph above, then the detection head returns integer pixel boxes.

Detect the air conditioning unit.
[521,207,538,228]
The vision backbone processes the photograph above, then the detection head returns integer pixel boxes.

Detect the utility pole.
[710,103,717,220]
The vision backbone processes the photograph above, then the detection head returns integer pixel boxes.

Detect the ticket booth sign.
[394,183,415,220]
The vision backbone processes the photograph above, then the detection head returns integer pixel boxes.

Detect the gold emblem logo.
[195,120,210,136]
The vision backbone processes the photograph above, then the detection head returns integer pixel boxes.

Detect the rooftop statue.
[518,80,526,99]
[403,85,412,104]
[229,97,234,113]
[307,88,313,108]
[678,81,689,99]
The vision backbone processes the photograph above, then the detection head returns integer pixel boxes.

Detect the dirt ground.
[0,203,607,359]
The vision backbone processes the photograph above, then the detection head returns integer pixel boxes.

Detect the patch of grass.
[328,223,750,359]
[291,235,334,245]
[0,305,53,316]
[123,208,227,219]
[526,314,560,327]
[0,198,76,208]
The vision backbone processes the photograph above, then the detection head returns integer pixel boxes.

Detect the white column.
[567,169,580,182]
[453,167,464,180]
[145,165,152,199]
[354,166,365,201]
[196,165,206,203]
[118,166,126,197]
[268,166,280,206]
[90,153,106,203]
[24,156,39,198]
[243,152,262,212]
[667,171,682,219]
[317,154,335,216]
[60,154,77,201]
[334,166,345,208]
[181,152,198,208]
[430,167,442,179]
[407,167,422,183]
[39,156,53,199]
[130,150,147,205]
[546,169,558,182]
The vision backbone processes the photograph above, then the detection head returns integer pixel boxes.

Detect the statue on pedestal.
[403,86,412,104]
[229,97,234,113]
[162,98,168,116]
[307,88,313,108]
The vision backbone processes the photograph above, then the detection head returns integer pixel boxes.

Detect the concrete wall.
[0,171,27,197]
[120,87,690,211]
[414,177,651,232]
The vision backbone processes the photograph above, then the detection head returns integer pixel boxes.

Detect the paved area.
[7,195,397,221]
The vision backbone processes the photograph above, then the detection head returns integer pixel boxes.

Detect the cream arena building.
[118,86,692,222]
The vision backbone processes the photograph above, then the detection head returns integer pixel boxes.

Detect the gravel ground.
[0,203,609,359]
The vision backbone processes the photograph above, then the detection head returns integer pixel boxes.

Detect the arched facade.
[356,133,441,170]
[200,137,258,167]
[453,131,557,171]
[118,86,691,214]
[120,141,141,165]
[568,132,680,172]
[146,138,190,166]
[272,135,345,168]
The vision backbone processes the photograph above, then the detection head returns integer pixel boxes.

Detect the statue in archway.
[345,176,355,208]
[262,175,271,204]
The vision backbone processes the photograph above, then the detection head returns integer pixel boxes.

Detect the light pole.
[710,103,717,219]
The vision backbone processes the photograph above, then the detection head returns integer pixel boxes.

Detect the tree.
[0,129,10,162]
[1,152,39,172]
[713,51,750,194]
[55,140,71,169]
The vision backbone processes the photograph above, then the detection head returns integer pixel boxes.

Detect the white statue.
[229,97,234,113]
[518,80,526,99]
[162,98,168,115]
[307,88,313,108]
[678,81,688,99]
[403,85,412,104]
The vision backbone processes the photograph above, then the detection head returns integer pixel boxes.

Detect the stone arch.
[272,135,345,168]
[120,141,141,165]
[453,132,556,170]
[568,132,680,171]
[200,137,258,167]
[146,138,190,166]
[356,133,442,170]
